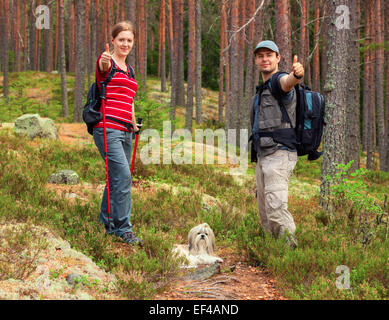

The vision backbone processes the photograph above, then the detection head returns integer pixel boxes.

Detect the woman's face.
[111,30,134,58]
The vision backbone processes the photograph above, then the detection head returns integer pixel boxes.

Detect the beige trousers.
[255,149,298,238]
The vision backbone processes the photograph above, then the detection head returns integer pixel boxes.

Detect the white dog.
[173,223,223,267]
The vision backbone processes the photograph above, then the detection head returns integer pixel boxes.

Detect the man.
[250,40,304,248]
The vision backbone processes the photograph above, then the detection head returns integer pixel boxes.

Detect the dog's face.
[188,223,216,255]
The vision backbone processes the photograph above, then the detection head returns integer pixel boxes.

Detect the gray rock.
[66,273,81,286]
[187,262,220,281]
[48,170,79,185]
[14,114,58,140]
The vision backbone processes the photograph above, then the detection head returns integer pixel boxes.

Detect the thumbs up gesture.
[292,55,304,79]
[100,43,112,69]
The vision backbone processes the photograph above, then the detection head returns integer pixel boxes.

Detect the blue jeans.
[93,128,133,237]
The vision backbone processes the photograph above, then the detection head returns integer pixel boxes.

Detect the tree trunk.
[345,0,361,171]
[299,0,307,75]
[59,0,68,118]
[320,0,349,211]
[43,0,52,73]
[14,0,21,72]
[224,1,231,128]
[243,0,255,132]
[228,0,239,133]
[375,0,385,170]
[126,0,136,68]
[138,0,147,85]
[68,0,75,72]
[362,0,369,153]
[159,0,166,92]
[219,0,227,123]
[275,0,292,72]
[384,0,389,171]
[312,0,320,92]
[29,0,36,70]
[73,0,85,122]
[366,0,375,169]
[186,0,195,131]
[320,0,328,92]
[253,0,266,87]
[1,0,9,103]
[175,0,185,107]
[167,0,176,123]
[195,0,202,124]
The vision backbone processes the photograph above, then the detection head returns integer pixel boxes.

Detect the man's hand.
[280,55,305,93]
[291,55,304,79]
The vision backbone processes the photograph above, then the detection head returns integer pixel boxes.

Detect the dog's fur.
[173,223,223,267]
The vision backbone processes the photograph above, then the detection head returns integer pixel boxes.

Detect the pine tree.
[320,0,350,210]
[186,0,196,131]
[74,0,85,122]
[59,0,69,118]
[195,0,202,124]
[345,0,361,171]
[375,0,385,170]
[275,0,292,72]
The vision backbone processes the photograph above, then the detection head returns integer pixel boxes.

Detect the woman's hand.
[99,43,112,72]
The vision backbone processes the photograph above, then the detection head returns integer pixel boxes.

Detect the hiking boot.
[121,232,143,245]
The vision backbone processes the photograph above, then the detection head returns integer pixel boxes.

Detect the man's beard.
[261,67,276,75]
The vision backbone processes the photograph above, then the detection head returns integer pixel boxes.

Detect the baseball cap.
[254,40,280,55]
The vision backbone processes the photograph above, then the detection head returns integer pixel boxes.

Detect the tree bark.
[175,0,185,107]
[59,0,68,118]
[1,0,9,103]
[14,0,21,72]
[312,0,320,92]
[138,0,147,85]
[43,0,52,73]
[29,0,36,70]
[375,0,385,170]
[345,0,361,171]
[362,0,370,154]
[186,0,196,131]
[275,0,292,72]
[320,0,328,92]
[219,0,227,123]
[167,0,176,124]
[228,0,239,133]
[125,0,136,68]
[159,0,166,92]
[195,0,202,124]
[320,0,349,210]
[366,0,375,169]
[73,0,85,122]
[384,0,389,171]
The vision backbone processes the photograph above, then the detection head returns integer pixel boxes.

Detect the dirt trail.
[52,123,286,300]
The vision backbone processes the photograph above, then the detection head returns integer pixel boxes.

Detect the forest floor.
[54,123,286,300]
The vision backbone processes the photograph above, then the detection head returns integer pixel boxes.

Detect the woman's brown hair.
[111,21,135,39]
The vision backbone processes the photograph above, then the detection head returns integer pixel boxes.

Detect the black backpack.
[82,60,135,135]
[251,71,325,161]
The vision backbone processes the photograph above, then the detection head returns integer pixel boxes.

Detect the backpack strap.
[267,71,294,127]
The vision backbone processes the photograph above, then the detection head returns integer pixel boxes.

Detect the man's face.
[254,48,281,74]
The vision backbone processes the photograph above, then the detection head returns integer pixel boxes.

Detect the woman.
[93,21,142,245]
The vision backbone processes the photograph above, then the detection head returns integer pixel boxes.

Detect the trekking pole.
[100,81,112,232]
[130,117,142,177]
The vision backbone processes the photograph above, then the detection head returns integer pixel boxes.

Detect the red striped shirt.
[93,55,138,132]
